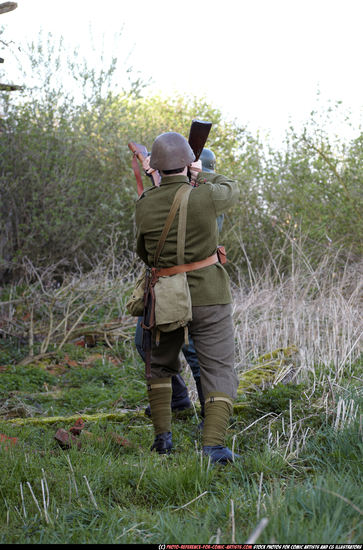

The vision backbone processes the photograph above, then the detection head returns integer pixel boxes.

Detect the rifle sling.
[153,184,192,266]
[132,153,145,197]
[177,184,192,264]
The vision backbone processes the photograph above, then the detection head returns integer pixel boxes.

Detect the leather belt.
[154,253,219,277]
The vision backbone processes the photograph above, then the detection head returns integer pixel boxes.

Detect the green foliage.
[0,365,57,396]
[0,337,30,365]
[1,33,361,283]
[248,383,305,414]
[0,342,146,416]
[260,125,363,263]
[0,86,248,279]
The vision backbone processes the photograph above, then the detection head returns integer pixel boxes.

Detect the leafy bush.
[0,34,362,283]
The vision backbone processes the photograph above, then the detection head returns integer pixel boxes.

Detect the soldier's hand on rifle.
[189,159,202,184]
[142,155,155,176]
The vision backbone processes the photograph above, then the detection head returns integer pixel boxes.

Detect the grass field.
[0,257,362,544]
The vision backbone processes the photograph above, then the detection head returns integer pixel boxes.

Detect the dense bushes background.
[0,35,362,283]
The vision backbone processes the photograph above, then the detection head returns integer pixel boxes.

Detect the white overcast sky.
[1,0,363,146]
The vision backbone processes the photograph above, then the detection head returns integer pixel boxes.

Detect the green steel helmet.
[200,148,216,172]
[149,132,195,171]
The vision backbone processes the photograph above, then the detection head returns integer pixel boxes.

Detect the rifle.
[128,119,212,196]
[188,119,212,161]
[128,142,161,196]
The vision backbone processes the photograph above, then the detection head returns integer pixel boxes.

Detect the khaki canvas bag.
[126,268,146,317]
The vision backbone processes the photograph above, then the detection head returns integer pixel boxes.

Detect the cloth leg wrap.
[202,392,233,447]
[147,377,172,435]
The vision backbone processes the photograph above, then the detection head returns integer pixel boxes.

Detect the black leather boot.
[202,445,240,465]
[150,432,172,454]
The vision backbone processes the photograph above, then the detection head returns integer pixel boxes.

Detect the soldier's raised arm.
[196,171,239,216]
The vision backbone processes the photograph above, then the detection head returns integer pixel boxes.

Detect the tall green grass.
[0,399,361,543]
[0,250,362,543]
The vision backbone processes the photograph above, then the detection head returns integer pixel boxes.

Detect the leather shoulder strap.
[154,184,191,266]
[177,185,192,264]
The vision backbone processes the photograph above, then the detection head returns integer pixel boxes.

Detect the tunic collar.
[160,175,190,186]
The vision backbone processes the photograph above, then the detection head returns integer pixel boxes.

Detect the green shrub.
[1,34,361,283]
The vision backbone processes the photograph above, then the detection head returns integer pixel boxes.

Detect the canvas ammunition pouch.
[154,271,192,332]
[126,268,146,317]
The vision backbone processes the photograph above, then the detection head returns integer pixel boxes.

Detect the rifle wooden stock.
[128,141,148,161]
[128,142,161,196]
[188,120,212,160]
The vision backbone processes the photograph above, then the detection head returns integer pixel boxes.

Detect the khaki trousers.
[149,303,238,400]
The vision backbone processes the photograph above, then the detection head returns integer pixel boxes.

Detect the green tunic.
[135,171,239,307]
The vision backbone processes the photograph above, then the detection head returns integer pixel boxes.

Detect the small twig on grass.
[17,351,58,366]
[230,499,235,544]
[257,472,264,518]
[42,469,50,509]
[20,482,27,519]
[275,450,301,474]
[40,299,55,354]
[136,465,146,492]
[316,487,363,516]
[68,474,73,505]
[208,527,222,544]
[0,298,24,306]
[232,434,236,460]
[245,517,269,544]
[41,478,51,524]
[28,306,34,357]
[58,305,93,350]
[65,454,78,497]
[83,475,98,510]
[172,490,208,512]
[283,423,296,459]
[235,412,276,435]
[26,481,42,516]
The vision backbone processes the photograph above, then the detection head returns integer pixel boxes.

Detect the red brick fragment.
[0,433,18,451]
[69,418,85,436]
[110,432,132,447]
[54,428,82,450]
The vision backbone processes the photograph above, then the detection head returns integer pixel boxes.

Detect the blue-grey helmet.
[200,148,216,172]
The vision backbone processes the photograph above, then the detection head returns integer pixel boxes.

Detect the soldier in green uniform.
[136,132,239,464]
[135,148,220,421]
